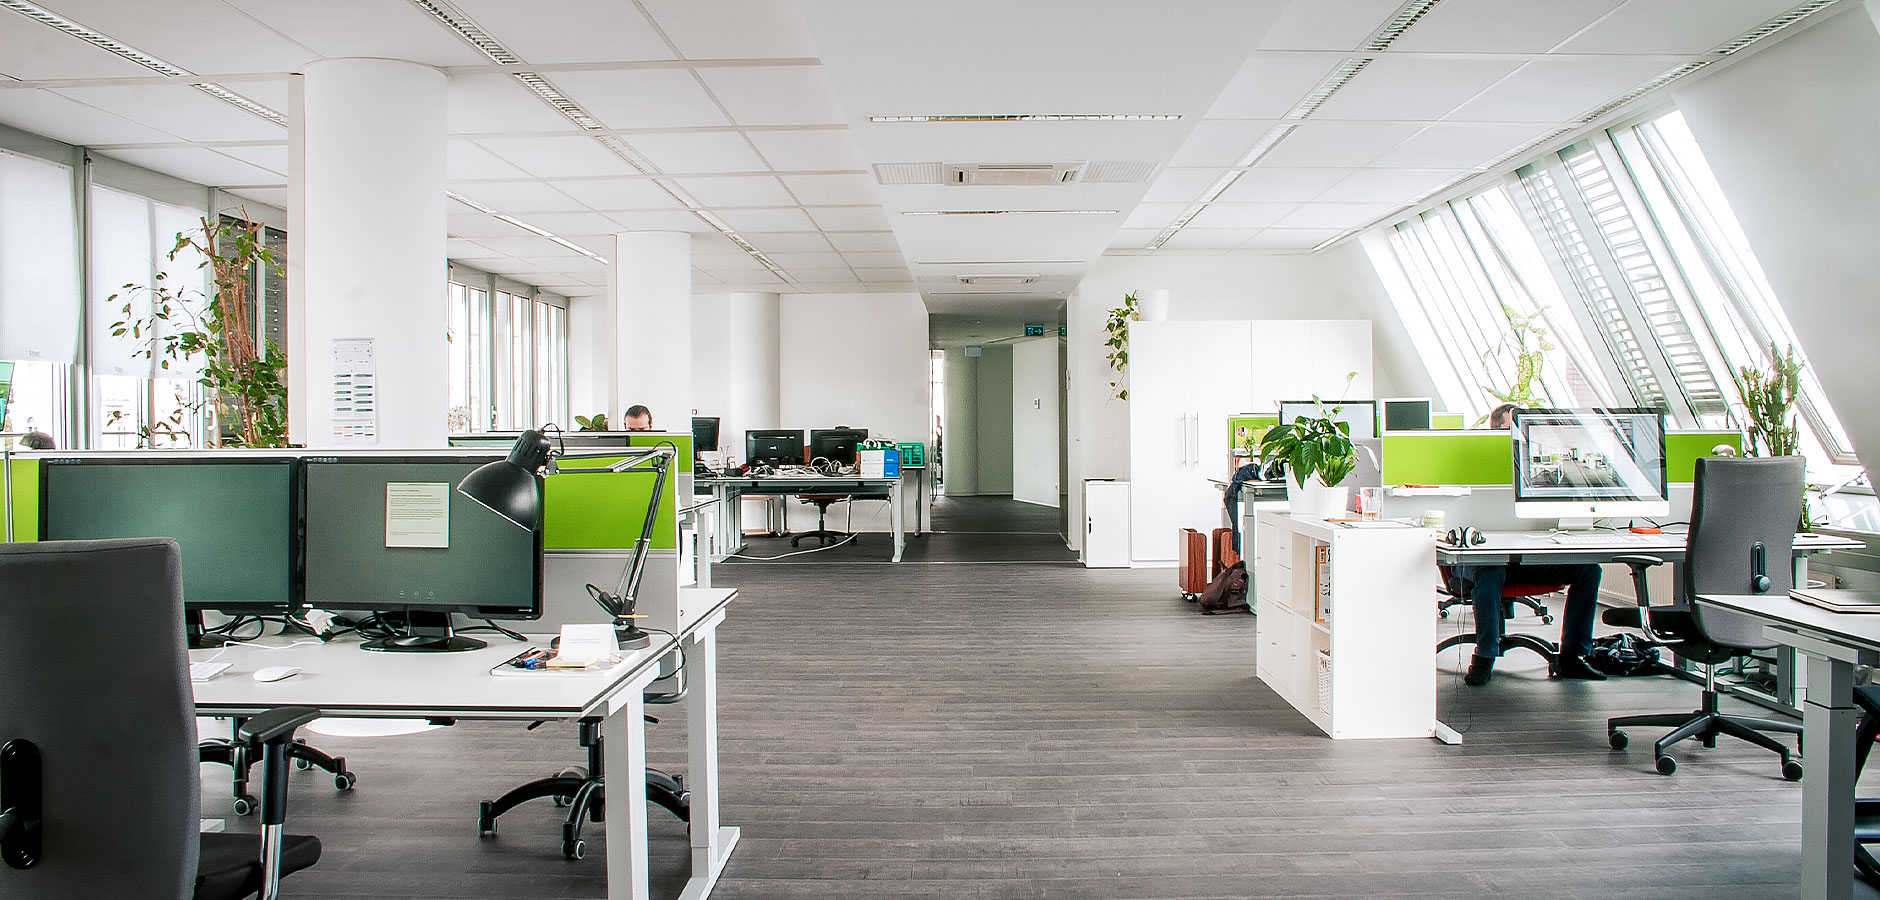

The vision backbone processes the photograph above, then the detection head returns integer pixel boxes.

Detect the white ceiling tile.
[36,0,319,75]
[95,146,283,187]
[1106,228,1159,249]
[474,135,637,178]
[607,210,712,231]
[0,88,181,145]
[52,83,284,141]
[690,232,747,256]
[0,15,154,80]
[1217,167,1352,203]
[806,206,891,231]
[448,140,530,180]
[766,251,848,268]
[623,132,767,175]
[789,268,859,283]
[454,257,542,276]
[780,173,879,205]
[503,212,622,234]
[1205,53,1344,119]
[448,213,535,239]
[1256,0,1417,50]
[696,67,848,127]
[448,0,673,64]
[1143,168,1224,204]
[1557,0,1799,53]
[554,179,686,211]
[212,144,289,175]
[553,69,730,130]
[475,235,586,257]
[1257,122,1421,168]
[1124,202,1189,230]
[1186,202,1298,229]
[1369,123,1554,168]
[744,232,834,253]
[714,208,818,232]
[1390,0,1626,52]
[673,174,795,207]
[1314,57,1525,122]
[852,266,911,280]
[1162,229,1256,250]
[448,181,582,214]
[447,238,492,257]
[541,254,607,273]
[641,0,819,59]
[746,129,868,172]
[1273,202,1398,229]
[839,251,906,267]
[1313,168,1464,205]
[1239,228,1342,250]
[825,231,900,252]
[1448,57,1678,122]
[230,0,491,66]
[1170,119,1281,167]
[448,74,582,135]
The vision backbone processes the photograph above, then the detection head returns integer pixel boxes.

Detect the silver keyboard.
[189,661,231,682]
[1546,532,1660,546]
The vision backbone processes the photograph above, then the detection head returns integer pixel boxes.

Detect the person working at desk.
[624,405,653,431]
[1456,403,1607,685]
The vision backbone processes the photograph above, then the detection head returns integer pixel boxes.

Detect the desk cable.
[195,638,327,665]
[726,533,856,561]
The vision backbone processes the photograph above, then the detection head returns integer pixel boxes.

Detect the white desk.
[698,474,905,561]
[193,587,740,900]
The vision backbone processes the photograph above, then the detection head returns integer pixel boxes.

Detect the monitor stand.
[360,610,487,652]
[186,609,230,649]
[1554,517,1599,532]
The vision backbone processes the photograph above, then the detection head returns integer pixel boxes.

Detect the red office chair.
[1435,564,1563,671]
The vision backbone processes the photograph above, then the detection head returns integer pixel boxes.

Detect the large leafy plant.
[1732,341,1802,458]
[1103,292,1139,400]
[1260,397,1357,488]
[110,215,288,448]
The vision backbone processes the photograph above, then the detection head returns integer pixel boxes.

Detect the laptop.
[1790,588,1880,614]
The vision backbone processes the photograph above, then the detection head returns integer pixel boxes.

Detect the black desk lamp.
[458,429,674,650]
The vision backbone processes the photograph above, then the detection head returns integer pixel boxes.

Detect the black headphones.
[1445,525,1486,547]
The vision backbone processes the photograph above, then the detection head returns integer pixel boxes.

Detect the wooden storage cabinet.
[1254,511,1438,739]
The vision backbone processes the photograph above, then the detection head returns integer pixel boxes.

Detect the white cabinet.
[1082,480,1131,568]
[1254,511,1436,739]
[1128,319,1371,564]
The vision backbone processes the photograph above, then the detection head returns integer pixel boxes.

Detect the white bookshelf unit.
[1253,511,1440,739]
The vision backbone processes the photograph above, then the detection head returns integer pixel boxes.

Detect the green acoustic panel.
[6,457,37,541]
[1667,430,1744,483]
[1380,432,1513,486]
[626,433,692,474]
[1432,414,1465,429]
[543,455,677,551]
[1228,416,1280,455]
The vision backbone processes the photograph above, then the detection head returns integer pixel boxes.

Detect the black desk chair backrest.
[0,538,201,899]
[1685,455,1805,649]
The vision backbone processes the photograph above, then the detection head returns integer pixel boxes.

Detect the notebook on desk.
[1790,588,1880,614]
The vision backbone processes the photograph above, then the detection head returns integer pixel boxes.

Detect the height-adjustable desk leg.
[679,616,738,900]
[601,685,650,900]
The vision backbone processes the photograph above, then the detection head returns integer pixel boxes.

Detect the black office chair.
[199,711,354,816]
[1850,685,1880,884]
[0,538,322,900]
[791,495,853,547]
[1603,456,1806,779]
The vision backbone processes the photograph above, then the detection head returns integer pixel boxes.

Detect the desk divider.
[1380,427,1745,488]
[6,457,38,541]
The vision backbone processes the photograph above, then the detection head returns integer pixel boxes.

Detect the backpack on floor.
[1198,561,1251,615]
[1587,633,1661,676]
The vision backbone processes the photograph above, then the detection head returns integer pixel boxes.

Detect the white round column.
[296,59,447,448]
[725,291,780,439]
[612,232,692,429]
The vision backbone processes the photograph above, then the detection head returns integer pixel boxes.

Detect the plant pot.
[1286,479,1350,520]
[1136,289,1170,322]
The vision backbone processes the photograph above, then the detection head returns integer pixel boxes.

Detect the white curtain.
[0,151,80,363]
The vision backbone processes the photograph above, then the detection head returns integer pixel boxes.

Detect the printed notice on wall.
[386,482,450,548]
[332,337,377,445]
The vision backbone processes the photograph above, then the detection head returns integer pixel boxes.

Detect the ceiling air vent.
[1081,161,1158,183]
[875,162,946,185]
[957,275,1039,286]
[943,163,1086,186]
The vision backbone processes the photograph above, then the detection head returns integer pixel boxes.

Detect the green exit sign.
[1024,324,1045,336]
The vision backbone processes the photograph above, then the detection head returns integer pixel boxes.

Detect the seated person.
[1456,403,1606,685]
[624,404,654,431]
[18,431,55,449]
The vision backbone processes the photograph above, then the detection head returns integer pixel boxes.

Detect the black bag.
[1198,561,1250,615]
[1587,633,1661,676]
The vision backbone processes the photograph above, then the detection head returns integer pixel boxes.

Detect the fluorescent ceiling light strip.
[903,209,1117,216]
[409,0,521,65]
[1577,62,1708,124]
[1286,57,1372,121]
[191,83,287,126]
[1145,204,1207,250]
[1361,0,1444,51]
[1197,171,1243,204]
[868,114,1180,123]
[446,191,609,265]
[1233,123,1298,168]
[1716,0,1836,54]
[1311,230,1356,253]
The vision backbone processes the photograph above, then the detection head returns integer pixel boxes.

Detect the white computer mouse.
[252,665,302,683]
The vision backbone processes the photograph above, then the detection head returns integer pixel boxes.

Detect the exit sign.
[1024,324,1046,336]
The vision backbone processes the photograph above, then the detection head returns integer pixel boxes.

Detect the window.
[0,150,81,429]
[446,268,566,433]
[87,184,207,448]
[534,300,568,429]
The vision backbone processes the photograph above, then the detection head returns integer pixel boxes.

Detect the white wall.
[943,346,979,494]
[1673,5,1880,477]
[1012,337,1061,507]
[779,291,929,532]
[1065,247,1436,548]
[941,344,1014,496]
[690,291,781,452]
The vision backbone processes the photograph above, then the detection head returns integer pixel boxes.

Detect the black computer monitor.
[1278,400,1378,440]
[809,427,868,466]
[692,416,721,453]
[745,429,804,468]
[301,455,543,652]
[38,454,299,647]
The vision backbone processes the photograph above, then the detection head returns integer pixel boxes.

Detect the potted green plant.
[574,413,610,432]
[110,214,288,448]
[1260,395,1360,519]
[1732,341,1810,528]
[1102,292,1139,400]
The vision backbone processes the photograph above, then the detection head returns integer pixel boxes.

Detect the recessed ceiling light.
[869,114,1180,123]
[448,191,609,265]
[903,209,1117,216]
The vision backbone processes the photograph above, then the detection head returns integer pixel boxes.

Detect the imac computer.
[745,429,804,468]
[808,427,868,467]
[301,455,543,652]
[692,417,721,453]
[39,454,299,647]
[1278,400,1378,440]
[1512,408,1669,526]
[1380,398,1433,431]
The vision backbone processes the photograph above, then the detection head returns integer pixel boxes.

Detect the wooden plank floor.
[238,539,1880,899]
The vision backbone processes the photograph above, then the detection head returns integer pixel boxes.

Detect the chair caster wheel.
[1608,731,1628,750]
[564,839,585,860]
[477,801,497,837]
[294,757,312,770]
[334,771,356,791]
[232,794,257,816]
[1783,760,1803,781]
[1438,609,1449,619]
[552,795,570,808]
[1542,615,1554,625]
[1655,755,1677,775]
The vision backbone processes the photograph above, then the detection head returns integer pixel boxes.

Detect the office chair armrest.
[1610,554,1673,644]
[236,707,322,747]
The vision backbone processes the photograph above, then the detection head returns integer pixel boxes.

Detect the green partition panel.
[1380,432,1513,486]
[1667,430,1744,483]
[1431,413,1465,429]
[6,457,37,541]
[626,433,692,474]
[1227,415,1280,456]
[543,454,677,551]
[447,432,693,473]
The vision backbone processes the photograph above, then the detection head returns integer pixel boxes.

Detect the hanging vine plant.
[1475,301,1554,425]
[1104,292,1140,400]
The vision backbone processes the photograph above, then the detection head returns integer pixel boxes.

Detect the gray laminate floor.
[234,553,1880,900]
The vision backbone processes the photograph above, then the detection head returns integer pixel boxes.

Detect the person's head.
[624,405,653,431]
[1487,403,1519,431]
[18,431,54,450]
